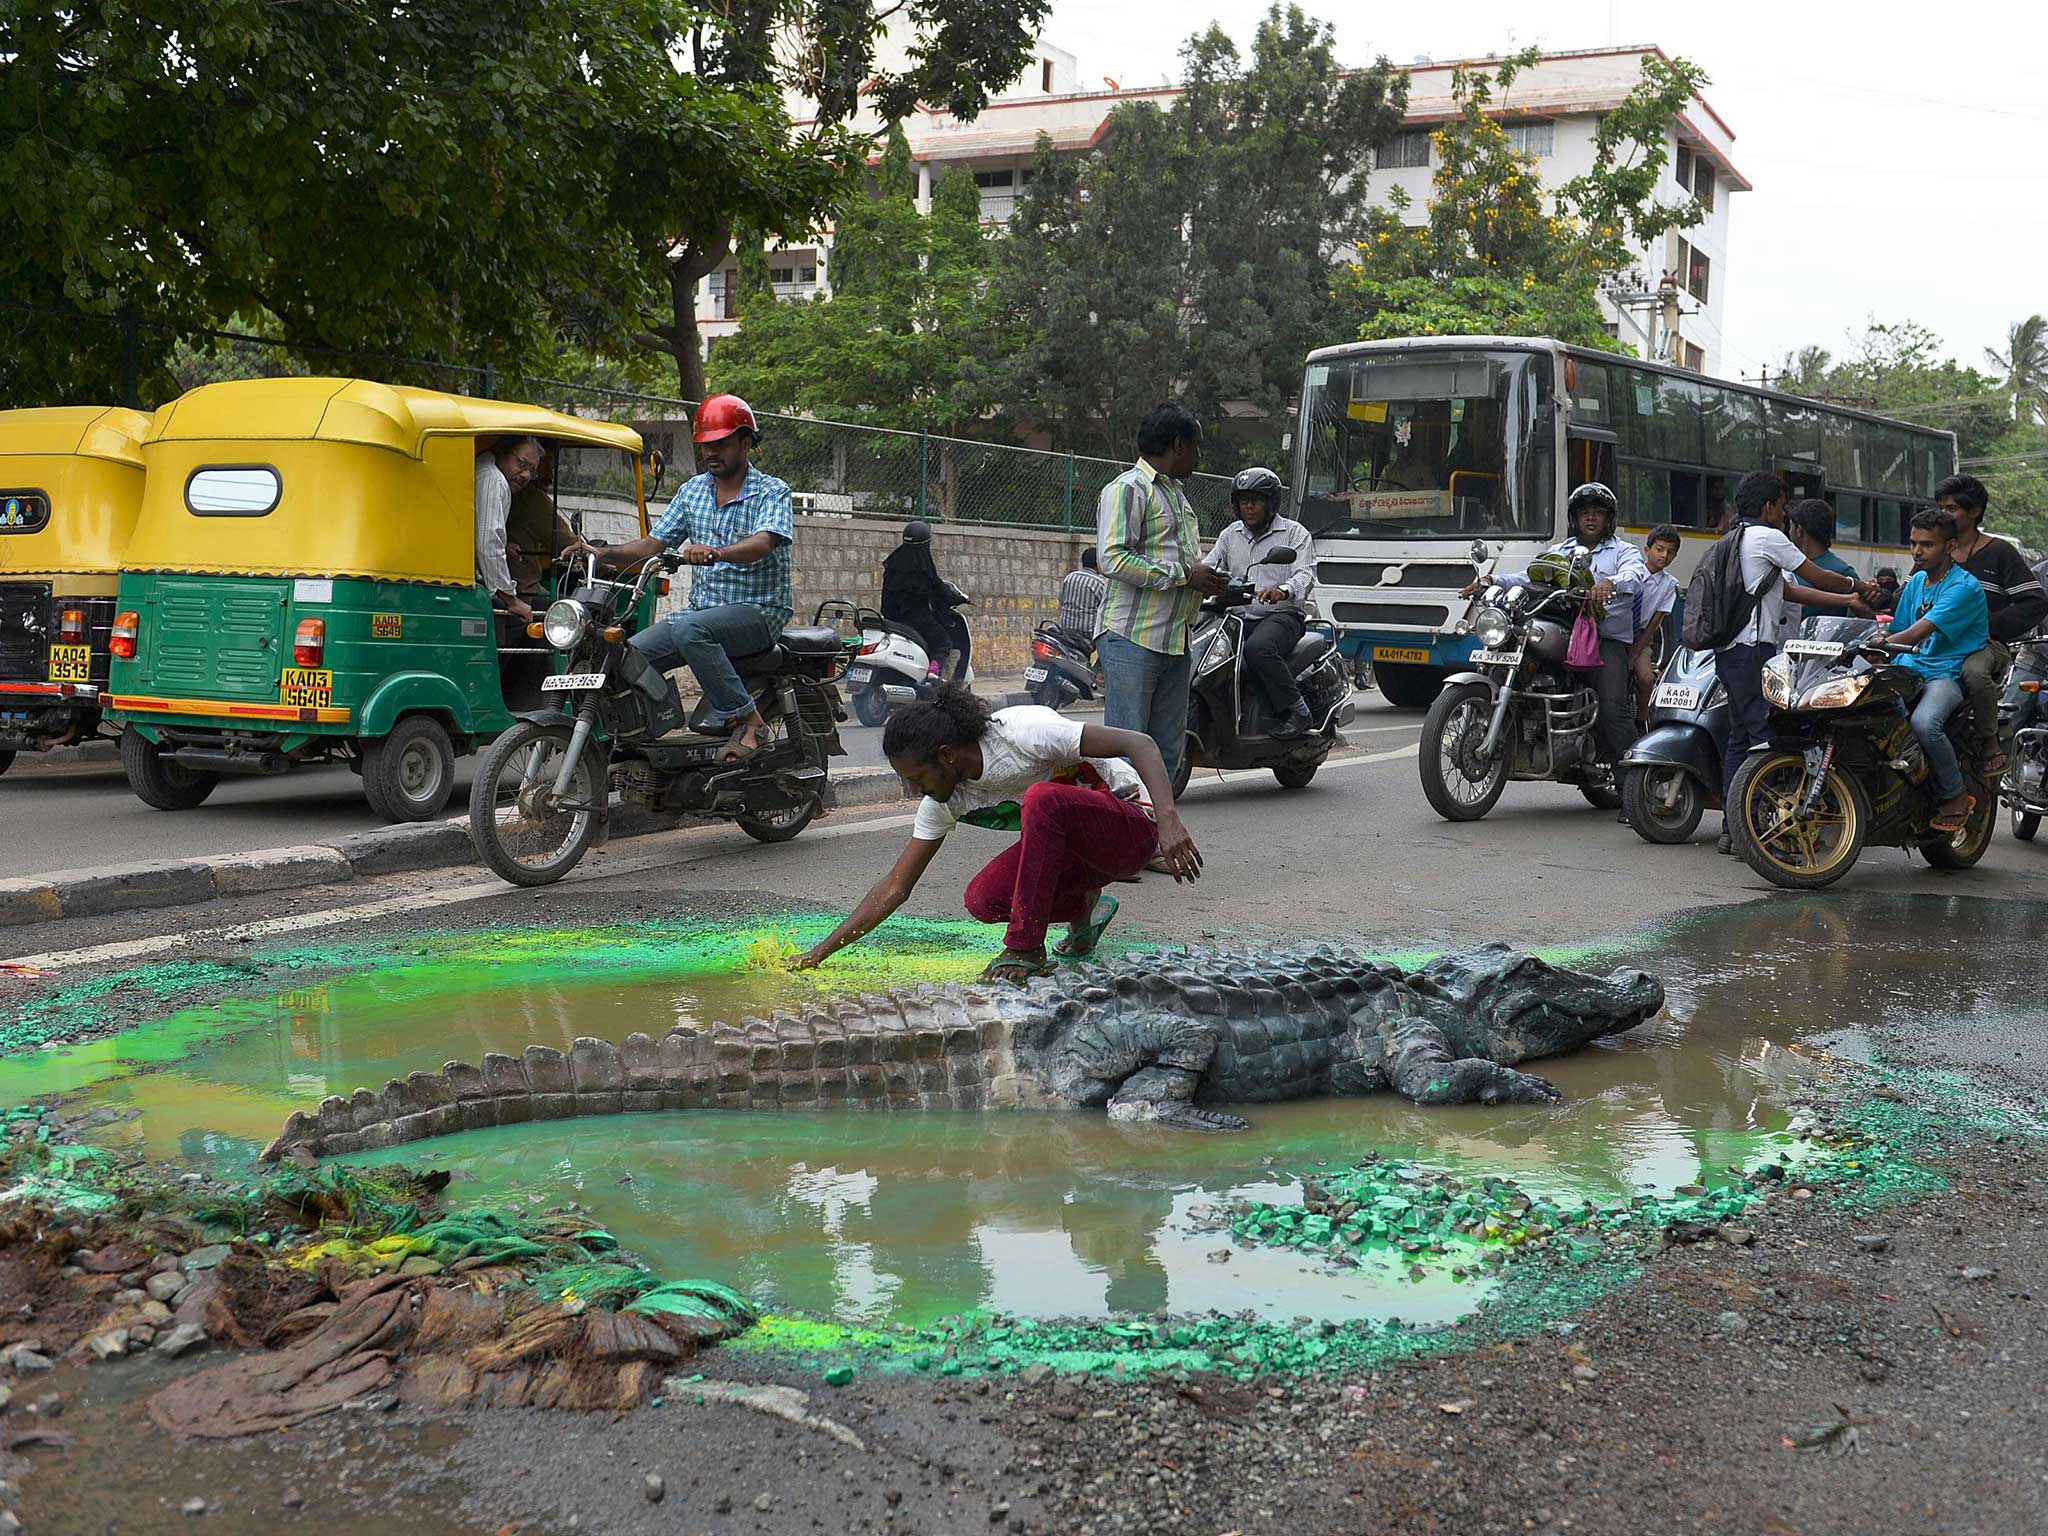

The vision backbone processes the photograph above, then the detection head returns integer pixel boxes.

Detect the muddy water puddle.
[13,895,2039,1329]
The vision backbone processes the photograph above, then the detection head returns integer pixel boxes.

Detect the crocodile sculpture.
[260,942,1662,1160]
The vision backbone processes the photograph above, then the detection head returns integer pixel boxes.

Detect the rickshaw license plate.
[47,644,91,683]
[280,668,332,706]
[1471,649,1521,667]
[1654,682,1701,710]
[1373,646,1430,664]
[540,672,606,692]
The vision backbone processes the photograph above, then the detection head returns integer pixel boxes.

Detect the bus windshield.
[1296,348,1554,541]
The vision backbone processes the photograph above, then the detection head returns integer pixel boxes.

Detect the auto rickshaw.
[0,406,153,775]
[102,377,648,820]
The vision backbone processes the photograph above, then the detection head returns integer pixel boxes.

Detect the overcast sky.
[1041,0,2047,384]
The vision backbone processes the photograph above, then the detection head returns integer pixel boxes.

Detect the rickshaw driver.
[475,435,543,625]
[565,394,792,764]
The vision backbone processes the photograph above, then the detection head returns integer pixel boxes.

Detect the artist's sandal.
[1054,894,1118,959]
[980,950,1056,986]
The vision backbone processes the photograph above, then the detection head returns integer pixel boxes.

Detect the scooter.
[1619,643,1730,843]
[1176,549,1353,794]
[844,584,975,727]
[1024,621,1100,710]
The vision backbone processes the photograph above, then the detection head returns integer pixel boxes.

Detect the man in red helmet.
[567,395,793,761]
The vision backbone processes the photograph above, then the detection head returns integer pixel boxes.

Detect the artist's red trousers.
[962,781,1159,953]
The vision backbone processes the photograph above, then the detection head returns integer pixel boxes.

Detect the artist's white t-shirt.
[1732,524,1808,648]
[911,706,1146,841]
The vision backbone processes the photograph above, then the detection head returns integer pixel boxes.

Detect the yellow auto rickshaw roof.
[145,377,642,458]
[0,406,152,468]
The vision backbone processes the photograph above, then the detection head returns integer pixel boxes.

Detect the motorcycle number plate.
[846,666,873,684]
[1023,665,1049,683]
[1470,648,1522,667]
[1782,639,1844,659]
[540,672,606,692]
[1653,682,1701,710]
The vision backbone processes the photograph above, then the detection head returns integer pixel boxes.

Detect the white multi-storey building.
[700,43,1747,378]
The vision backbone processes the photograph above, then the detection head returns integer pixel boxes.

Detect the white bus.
[1292,336,1959,707]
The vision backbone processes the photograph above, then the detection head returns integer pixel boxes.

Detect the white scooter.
[842,587,976,727]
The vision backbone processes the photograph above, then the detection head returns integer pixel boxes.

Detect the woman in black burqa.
[880,520,963,678]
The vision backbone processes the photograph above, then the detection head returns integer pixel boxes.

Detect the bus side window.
[1668,471,1702,528]
[1704,475,1730,532]
[1567,438,1615,491]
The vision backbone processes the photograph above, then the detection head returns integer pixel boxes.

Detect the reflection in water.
[20,894,2046,1326]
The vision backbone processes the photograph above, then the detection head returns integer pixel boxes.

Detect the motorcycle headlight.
[1762,654,1792,707]
[1471,606,1513,650]
[1798,672,1874,710]
[543,599,588,652]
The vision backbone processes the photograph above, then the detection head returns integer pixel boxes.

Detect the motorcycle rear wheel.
[1623,764,1704,844]
[1419,683,1508,821]
[1029,681,1066,710]
[1577,776,1623,811]
[1273,759,1320,789]
[851,686,890,728]
[1729,750,1868,889]
[737,795,821,844]
[1921,798,1993,870]
[469,719,602,887]
[2012,808,2040,842]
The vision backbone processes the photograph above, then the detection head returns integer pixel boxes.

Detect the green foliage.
[1985,314,2048,426]
[1330,49,1706,355]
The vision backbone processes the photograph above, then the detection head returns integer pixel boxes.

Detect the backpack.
[1680,521,1781,652]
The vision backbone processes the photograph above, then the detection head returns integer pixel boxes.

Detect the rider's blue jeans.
[629,603,775,726]
[1909,676,1966,801]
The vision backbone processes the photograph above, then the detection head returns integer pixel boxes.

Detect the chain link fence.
[3,304,1240,536]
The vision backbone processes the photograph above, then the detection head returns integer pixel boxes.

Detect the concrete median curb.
[0,766,912,931]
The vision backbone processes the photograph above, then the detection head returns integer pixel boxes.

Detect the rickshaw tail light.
[58,609,87,643]
[292,618,325,667]
[110,611,139,659]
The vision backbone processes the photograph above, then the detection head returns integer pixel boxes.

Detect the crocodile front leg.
[1107,1067,1251,1132]
[1378,1019,1561,1106]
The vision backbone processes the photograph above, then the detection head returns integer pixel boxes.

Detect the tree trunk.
[670,258,708,403]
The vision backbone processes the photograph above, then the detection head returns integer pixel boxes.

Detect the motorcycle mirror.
[1469,539,1488,565]
[644,448,666,493]
[1265,548,1296,566]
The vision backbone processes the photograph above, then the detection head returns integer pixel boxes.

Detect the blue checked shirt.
[649,466,796,629]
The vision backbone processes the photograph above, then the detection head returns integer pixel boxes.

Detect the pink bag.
[1566,610,1602,670]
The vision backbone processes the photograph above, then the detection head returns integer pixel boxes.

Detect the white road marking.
[4,746,1422,973]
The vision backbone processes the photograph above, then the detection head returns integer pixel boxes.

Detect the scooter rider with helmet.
[1204,467,1319,736]
[1465,482,1648,775]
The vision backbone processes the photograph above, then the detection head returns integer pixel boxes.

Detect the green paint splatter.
[0,960,265,1056]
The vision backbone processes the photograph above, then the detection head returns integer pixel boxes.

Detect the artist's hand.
[1154,811,1202,883]
[786,946,828,971]
[681,542,718,566]
[1256,586,1286,604]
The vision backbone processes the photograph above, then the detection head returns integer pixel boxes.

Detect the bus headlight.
[1471,606,1513,650]
[543,600,588,651]
[1762,654,1792,707]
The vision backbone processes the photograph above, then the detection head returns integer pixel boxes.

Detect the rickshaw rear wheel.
[119,727,218,811]
[362,715,456,822]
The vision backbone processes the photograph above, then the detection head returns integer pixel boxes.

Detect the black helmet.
[1567,482,1619,518]
[902,519,932,544]
[1231,466,1284,509]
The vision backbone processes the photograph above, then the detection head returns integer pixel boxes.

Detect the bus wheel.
[1374,663,1439,710]
[363,716,456,822]
[120,727,218,811]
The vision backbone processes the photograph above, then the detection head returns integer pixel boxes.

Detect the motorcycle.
[1620,642,1730,844]
[1175,549,1353,794]
[468,550,851,887]
[1727,614,1994,889]
[1418,540,1619,822]
[1998,643,2048,841]
[1024,620,1100,710]
[844,583,974,727]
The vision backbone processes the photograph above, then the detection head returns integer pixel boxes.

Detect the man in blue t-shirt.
[1878,506,1990,833]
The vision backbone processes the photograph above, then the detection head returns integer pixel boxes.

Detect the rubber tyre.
[361,715,456,823]
[1578,778,1624,811]
[1729,749,1868,890]
[1273,760,1319,789]
[1623,765,1704,844]
[1922,797,1994,871]
[1374,662,1439,711]
[0,749,13,778]
[2012,809,2040,842]
[737,796,822,844]
[851,685,890,728]
[1418,682,1508,821]
[1030,681,1065,709]
[1171,742,1195,799]
[119,726,218,810]
[468,719,601,887]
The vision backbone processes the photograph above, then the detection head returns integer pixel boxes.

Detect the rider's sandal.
[1930,795,1977,834]
[1983,750,2009,776]
[1053,895,1118,959]
[719,730,764,766]
[980,950,1057,986]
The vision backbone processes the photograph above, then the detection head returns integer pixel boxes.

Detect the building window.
[1041,58,1054,93]
[973,169,1015,189]
[1376,130,1430,170]
[1693,158,1715,211]
[1675,145,1693,190]
[1682,341,1705,374]
[1504,121,1554,158]
[769,266,793,284]
[801,265,817,284]
[1684,242,1710,304]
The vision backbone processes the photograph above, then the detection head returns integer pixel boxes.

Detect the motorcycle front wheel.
[1419,683,1508,821]
[1622,765,1704,844]
[1729,749,1868,889]
[469,719,604,887]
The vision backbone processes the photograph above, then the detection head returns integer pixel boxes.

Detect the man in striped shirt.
[1096,402,1229,786]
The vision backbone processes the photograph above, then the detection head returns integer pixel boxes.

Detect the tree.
[0,0,853,409]
[1329,48,1707,355]
[986,5,1407,461]
[633,0,1054,400]
[1986,315,2048,426]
